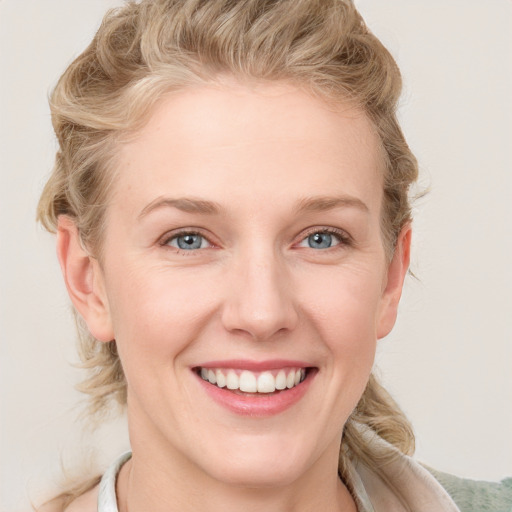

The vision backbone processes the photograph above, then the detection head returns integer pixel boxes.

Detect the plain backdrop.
[1,1,511,510]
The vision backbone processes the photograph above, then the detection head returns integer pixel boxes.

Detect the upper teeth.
[199,368,306,393]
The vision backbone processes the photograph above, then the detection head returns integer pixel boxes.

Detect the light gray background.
[1,1,511,510]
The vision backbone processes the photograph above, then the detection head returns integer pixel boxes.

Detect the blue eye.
[168,233,209,250]
[298,231,342,250]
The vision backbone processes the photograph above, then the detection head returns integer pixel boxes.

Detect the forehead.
[113,82,384,214]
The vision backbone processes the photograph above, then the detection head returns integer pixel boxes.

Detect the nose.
[221,250,299,341]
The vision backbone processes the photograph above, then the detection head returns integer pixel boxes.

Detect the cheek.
[105,263,219,371]
[300,265,383,385]
[302,264,384,339]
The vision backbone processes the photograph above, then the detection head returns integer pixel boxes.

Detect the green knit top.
[427,468,512,512]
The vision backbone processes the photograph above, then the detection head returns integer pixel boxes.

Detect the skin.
[57,81,411,512]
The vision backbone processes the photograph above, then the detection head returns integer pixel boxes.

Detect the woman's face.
[67,82,410,487]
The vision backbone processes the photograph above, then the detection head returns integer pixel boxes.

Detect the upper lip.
[194,359,313,371]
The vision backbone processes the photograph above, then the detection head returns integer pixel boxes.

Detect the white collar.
[98,451,131,512]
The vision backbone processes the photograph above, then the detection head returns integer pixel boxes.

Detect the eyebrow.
[138,197,222,219]
[294,195,369,215]
[138,194,369,220]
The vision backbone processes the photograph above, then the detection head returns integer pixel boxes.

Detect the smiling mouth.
[195,367,312,394]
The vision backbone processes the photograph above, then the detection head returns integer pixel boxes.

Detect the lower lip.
[195,370,316,417]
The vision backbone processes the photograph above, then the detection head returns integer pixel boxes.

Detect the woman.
[34,1,511,511]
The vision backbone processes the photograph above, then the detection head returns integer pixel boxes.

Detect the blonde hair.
[38,0,417,505]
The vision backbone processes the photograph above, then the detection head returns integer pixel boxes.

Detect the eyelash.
[159,229,214,255]
[299,227,353,249]
[159,227,353,255]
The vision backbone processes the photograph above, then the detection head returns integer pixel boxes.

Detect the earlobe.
[56,216,114,342]
[376,225,412,339]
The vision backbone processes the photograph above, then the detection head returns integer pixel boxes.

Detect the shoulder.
[426,467,512,512]
[35,484,99,512]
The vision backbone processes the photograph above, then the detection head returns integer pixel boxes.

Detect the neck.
[117,434,356,512]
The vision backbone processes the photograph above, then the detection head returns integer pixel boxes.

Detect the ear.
[56,216,114,342]
[376,225,412,339]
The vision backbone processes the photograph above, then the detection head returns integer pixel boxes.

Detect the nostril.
[221,303,299,342]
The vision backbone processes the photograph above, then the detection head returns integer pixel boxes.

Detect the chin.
[195,434,317,488]
[208,458,306,489]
